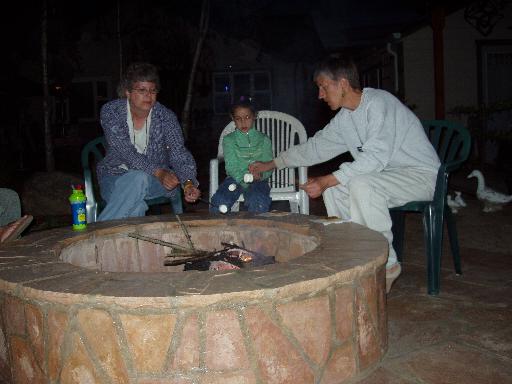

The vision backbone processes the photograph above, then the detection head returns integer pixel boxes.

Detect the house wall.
[203,32,317,149]
[402,6,512,121]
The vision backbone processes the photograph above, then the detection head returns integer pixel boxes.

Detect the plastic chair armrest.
[83,168,98,223]
[209,158,220,202]
[298,166,309,214]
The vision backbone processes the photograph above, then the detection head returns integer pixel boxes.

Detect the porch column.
[431,5,445,119]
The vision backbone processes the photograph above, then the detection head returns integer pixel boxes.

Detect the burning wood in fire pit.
[180,242,275,271]
[127,216,275,271]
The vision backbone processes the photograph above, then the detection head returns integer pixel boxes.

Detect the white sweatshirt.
[274,88,440,185]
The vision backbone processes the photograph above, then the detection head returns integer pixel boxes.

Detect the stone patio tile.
[25,270,109,295]
[60,333,103,384]
[0,262,80,284]
[47,309,70,381]
[205,309,250,370]
[334,285,355,343]
[355,284,382,371]
[137,378,194,384]
[319,342,356,384]
[277,295,331,366]
[437,278,512,305]
[10,335,45,383]
[88,274,177,298]
[25,303,44,370]
[359,274,379,327]
[3,295,25,336]
[0,326,8,371]
[0,254,57,268]
[452,304,512,359]
[443,252,512,287]
[77,308,129,383]
[352,366,416,383]
[197,370,258,384]
[171,314,200,371]
[244,306,315,384]
[387,294,457,323]
[458,326,512,360]
[386,342,512,384]
[120,313,177,373]
[386,318,459,358]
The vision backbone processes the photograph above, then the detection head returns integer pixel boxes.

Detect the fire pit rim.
[0,213,388,308]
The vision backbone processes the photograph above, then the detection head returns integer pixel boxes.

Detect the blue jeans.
[211,177,271,213]
[98,170,182,221]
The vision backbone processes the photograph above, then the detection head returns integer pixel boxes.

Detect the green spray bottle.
[69,185,87,231]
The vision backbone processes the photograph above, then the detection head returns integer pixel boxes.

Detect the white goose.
[467,170,512,212]
[454,191,467,207]
[447,191,467,214]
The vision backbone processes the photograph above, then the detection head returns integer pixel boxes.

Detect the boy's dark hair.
[313,56,360,89]
[117,62,161,98]
[230,96,258,116]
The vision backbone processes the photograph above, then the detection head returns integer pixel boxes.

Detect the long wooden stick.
[127,233,201,254]
[176,214,196,251]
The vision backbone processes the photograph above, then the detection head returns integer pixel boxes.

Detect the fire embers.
[178,243,275,271]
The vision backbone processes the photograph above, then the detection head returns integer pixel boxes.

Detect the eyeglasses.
[131,88,159,96]
[233,115,254,123]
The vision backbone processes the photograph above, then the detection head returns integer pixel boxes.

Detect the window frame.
[212,70,272,114]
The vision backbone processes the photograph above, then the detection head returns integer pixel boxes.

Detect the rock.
[21,171,84,216]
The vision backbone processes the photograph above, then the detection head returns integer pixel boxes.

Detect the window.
[213,71,272,114]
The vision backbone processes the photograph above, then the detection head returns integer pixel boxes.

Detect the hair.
[313,56,360,89]
[117,62,161,98]
[229,96,258,117]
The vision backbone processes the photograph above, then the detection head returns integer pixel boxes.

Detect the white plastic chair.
[209,110,309,214]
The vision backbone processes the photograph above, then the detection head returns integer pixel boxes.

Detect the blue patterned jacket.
[97,99,198,185]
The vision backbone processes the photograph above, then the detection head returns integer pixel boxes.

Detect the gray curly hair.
[117,62,161,98]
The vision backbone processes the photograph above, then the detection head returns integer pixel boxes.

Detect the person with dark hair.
[210,98,273,213]
[97,62,200,221]
[250,56,440,293]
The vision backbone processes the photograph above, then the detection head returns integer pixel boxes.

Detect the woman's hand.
[183,184,201,203]
[154,169,180,190]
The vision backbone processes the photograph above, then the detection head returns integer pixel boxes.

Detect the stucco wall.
[402,6,512,121]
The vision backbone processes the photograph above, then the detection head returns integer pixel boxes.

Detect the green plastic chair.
[81,136,183,223]
[390,120,471,295]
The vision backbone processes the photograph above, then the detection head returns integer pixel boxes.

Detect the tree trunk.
[41,0,55,172]
[181,0,209,139]
[117,0,123,82]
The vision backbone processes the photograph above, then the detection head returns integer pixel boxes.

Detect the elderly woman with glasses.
[96,62,200,221]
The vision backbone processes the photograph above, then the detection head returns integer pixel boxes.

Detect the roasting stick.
[196,198,229,213]
[126,233,203,258]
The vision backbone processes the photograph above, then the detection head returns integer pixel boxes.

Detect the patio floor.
[352,194,512,384]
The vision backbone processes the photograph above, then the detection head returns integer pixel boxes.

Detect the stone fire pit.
[0,213,388,383]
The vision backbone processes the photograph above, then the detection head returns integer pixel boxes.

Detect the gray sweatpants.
[323,168,437,268]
